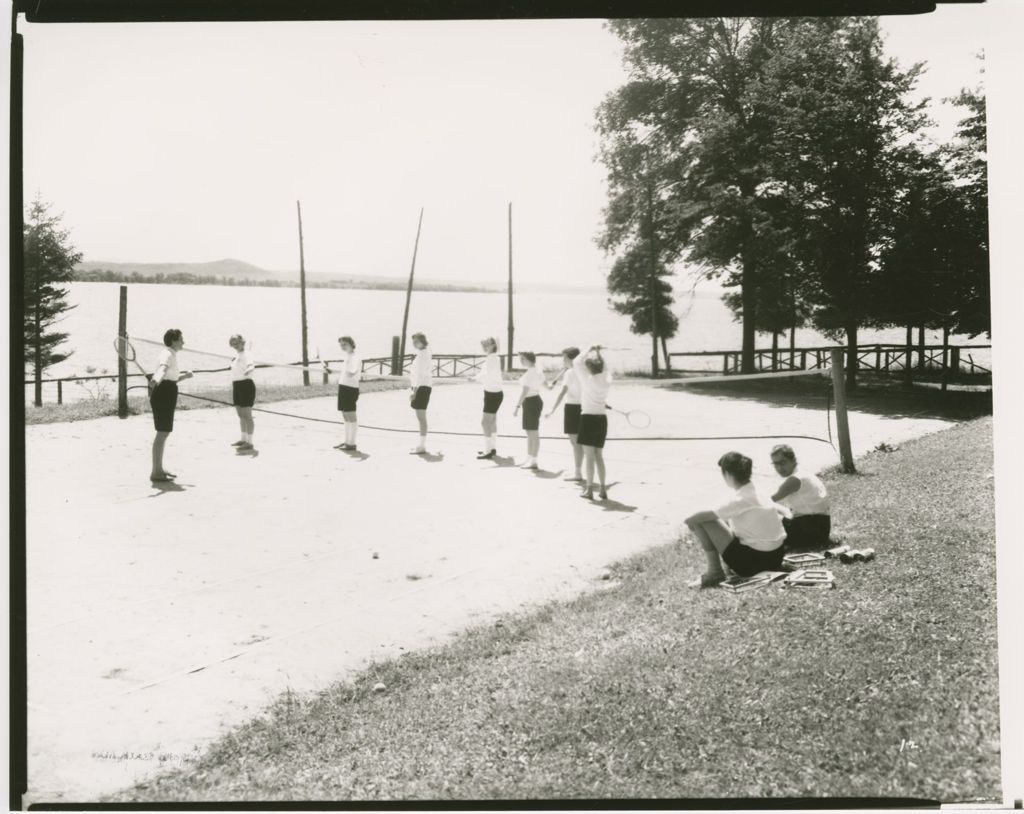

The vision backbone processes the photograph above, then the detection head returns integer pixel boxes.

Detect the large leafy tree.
[756,18,931,388]
[24,196,81,406]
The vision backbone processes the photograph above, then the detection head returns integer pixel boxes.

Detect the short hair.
[411,332,427,347]
[229,333,245,347]
[584,356,604,374]
[519,351,536,364]
[339,335,356,350]
[718,451,752,485]
[482,337,499,353]
[562,346,580,360]
[771,444,796,463]
[163,329,182,347]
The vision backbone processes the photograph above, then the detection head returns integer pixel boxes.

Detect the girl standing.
[229,334,256,451]
[544,347,583,482]
[474,337,504,460]
[148,328,193,481]
[408,332,433,454]
[324,336,361,451]
[512,351,544,469]
[572,345,612,500]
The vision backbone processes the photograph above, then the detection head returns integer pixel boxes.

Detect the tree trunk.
[660,335,671,372]
[33,299,42,407]
[771,331,779,371]
[903,323,913,387]
[845,324,858,391]
[651,323,659,378]
[740,258,757,374]
[789,324,796,369]
[917,324,925,371]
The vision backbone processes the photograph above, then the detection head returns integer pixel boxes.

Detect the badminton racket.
[114,336,150,380]
[606,405,651,429]
[131,336,334,376]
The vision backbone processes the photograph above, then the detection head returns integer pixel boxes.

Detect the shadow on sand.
[530,468,565,479]
[148,480,187,496]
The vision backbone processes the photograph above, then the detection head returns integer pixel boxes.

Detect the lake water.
[30,282,989,401]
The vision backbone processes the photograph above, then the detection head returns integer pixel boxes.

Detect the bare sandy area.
[24,378,955,802]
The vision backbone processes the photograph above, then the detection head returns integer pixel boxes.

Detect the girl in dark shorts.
[408,332,432,454]
[323,336,361,451]
[545,347,583,482]
[683,451,787,588]
[512,351,544,469]
[148,328,193,482]
[572,345,612,500]
[229,334,256,451]
[473,337,504,460]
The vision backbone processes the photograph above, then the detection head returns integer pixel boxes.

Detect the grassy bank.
[23,380,408,425]
[110,417,999,803]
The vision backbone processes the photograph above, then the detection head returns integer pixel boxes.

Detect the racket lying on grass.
[606,405,651,429]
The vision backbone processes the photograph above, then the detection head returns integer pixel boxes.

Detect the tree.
[24,197,81,407]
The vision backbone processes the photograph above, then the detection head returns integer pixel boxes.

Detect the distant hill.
[72,258,603,293]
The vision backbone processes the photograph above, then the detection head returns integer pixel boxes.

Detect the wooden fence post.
[391,336,401,376]
[118,285,128,418]
[830,348,856,474]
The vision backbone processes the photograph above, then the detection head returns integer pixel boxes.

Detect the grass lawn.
[109,417,1000,803]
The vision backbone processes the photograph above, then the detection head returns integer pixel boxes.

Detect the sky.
[19,6,996,289]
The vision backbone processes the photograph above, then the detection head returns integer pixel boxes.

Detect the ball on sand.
[372,682,386,693]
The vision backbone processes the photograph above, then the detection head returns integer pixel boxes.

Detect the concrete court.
[24,377,955,801]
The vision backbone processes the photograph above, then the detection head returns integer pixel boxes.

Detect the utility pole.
[297,200,309,387]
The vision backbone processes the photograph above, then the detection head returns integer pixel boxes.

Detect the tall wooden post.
[646,182,659,378]
[399,207,424,361]
[296,201,310,386]
[507,202,514,371]
[391,336,401,376]
[117,285,128,417]
[940,323,951,392]
[830,348,856,474]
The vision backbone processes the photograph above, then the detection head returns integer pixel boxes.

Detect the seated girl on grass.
[683,452,786,589]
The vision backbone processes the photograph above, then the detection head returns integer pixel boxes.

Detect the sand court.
[24,378,953,801]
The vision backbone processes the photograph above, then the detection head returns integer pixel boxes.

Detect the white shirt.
[231,350,254,382]
[715,483,786,551]
[779,470,830,517]
[519,366,543,396]
[154,347,180,383]
[339,351,362,388]
[573,352,612,415]
[410,347,433,389]
[561,368,582,406]
[476,353,504,392]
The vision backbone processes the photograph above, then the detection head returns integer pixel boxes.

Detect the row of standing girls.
[147,329,615,501]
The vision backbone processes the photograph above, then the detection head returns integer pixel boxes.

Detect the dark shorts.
[337,384,360,413]
[783,514,832,551]
[150,380,178,433]
[563,403,582,435]
[232,378,256,408]
[521,395,543,431]
[722,538,785,577]
[483,390,504,415]
[410,386,432,410]
[577,413,608,448]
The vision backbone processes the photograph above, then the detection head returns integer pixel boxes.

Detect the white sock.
[419,434,427,450]
[243,433,250,443]
[350,425,358,447]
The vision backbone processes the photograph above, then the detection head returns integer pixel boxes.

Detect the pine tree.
[24,196,81,406]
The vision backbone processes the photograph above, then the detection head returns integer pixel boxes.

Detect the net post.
[391,336,401,376]
[830,348,856,473]
[57,380,62,405]
[117,285,128,418]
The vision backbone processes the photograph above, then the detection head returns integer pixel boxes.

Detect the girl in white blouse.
[148,328,193,481]
[408,332,433,454]
[572,345,612,500]
[323,336,362,451]
[544,346,584,482]
[513,351,544,469]
[474,336,504,460]
[228,334,256,451]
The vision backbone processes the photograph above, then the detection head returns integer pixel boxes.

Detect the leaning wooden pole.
[830,348,856,474]
[399,207,424,362]
[117,285,128,418]
[297,200,310,387]
[507,202,514,371]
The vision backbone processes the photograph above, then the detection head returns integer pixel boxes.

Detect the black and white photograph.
[10,0,1022,806]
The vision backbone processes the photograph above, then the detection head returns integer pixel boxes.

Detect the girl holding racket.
[323,336,362,451]
[229,334,256,450]
[148,328,193,481]
[545,347,583,482]
[408,332,432,454]
[572,345,612,500]
[474,336,504,460]
[512,351,544,469]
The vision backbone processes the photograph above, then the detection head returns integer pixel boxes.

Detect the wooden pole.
[399,207,424,361]
[646,182,659,378]
[830,348,856,474]
[507,202,514,371]
[391,336,401,376]
[941,322,951,392]
[117,285,128,418]
[297,200,310,387]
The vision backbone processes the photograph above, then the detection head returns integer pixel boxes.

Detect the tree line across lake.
[598,17,988,387]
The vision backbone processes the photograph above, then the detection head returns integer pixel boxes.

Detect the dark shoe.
[476,450,496,460]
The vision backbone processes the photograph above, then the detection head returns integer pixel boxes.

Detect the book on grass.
[783,552,827,571]
[719,571,789,593]
[783,568,836,588]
